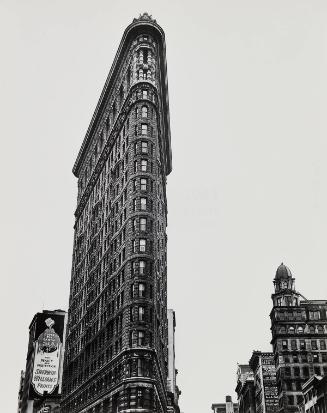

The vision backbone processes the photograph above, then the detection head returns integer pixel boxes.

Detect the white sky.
[1,1,327,412]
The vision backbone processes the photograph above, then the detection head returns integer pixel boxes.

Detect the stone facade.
[299,375,327,413]
[249,351,278,413]
[61,13,174,413]
[236,365,256,413]
[270,264,327,413]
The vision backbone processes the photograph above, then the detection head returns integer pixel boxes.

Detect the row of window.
[281,338,326,350]
[278,325,325,334]
[280,352,327,364]
[281,365,327,378]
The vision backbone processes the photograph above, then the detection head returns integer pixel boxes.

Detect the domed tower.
[272,263,299,307]
[270,264,327,413]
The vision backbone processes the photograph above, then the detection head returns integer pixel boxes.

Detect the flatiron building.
[61,13,174,413]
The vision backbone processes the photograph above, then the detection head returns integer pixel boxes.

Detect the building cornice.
[72,15,172,179]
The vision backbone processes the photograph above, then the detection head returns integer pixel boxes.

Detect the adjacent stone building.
[249,351,278,413]
[270,263,327,413]
[61,12,177,413]
[212,396,239,413]
[236,365,256,413]
[299,375,327,413]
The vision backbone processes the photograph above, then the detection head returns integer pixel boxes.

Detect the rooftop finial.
[133,12,156,23]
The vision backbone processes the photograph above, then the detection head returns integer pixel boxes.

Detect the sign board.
[29,312,65,398]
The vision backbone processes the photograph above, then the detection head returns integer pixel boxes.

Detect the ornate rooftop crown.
[133,12,156,23]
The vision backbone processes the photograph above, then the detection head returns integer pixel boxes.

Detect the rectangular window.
[140,198,147,211]
[138,306,145,321]
[140,218,147,231]
[141,159,148,171]
[142,90,148,99]
[300,340,306,350]
[137,358,143,376]
[137,331,145,346]
[138,283,145,297]
[132,262,137,275]
[139,239,146,252]
[291,340,297,350]
[282,340,288,350]
[141,124,148,135]
[139,260,145,275]
[141,141,148,153]
[320,340,326,350]
[140,178,147,191]
[311,340,317,350]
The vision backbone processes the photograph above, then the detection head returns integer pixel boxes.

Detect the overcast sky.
[1,1,327,412]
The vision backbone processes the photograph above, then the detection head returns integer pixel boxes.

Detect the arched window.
[138,69,144,80]
[289,326,295,334]
[146,70,151,80]
[280,326,286,334]
[309,325,315,334]
[142,106,148,118]
[297,326,304,334]
[317,325,324,333]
